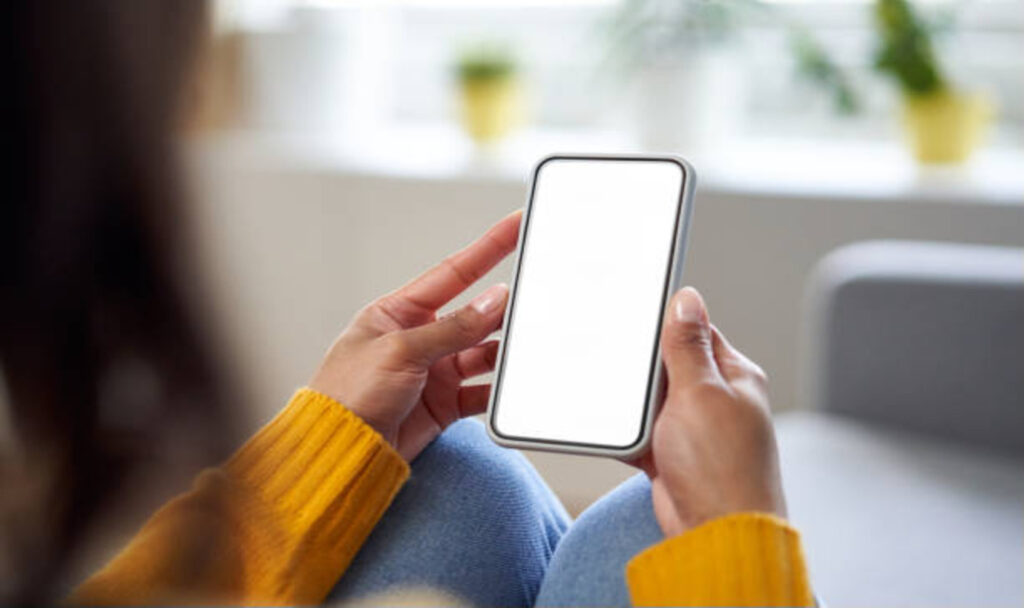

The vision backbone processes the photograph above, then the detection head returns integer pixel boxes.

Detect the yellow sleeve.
[626,512,814,607]
[68,388,410,606]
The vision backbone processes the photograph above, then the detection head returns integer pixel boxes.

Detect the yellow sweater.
[69,389,813,606]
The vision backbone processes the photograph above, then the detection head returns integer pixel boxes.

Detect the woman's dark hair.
[4,1,232,601]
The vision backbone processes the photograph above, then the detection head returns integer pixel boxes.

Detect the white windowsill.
[196,123,1024,206]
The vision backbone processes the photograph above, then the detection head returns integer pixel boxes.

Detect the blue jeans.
[328,419,664,607]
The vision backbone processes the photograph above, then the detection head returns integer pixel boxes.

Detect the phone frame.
[485,153,697,459]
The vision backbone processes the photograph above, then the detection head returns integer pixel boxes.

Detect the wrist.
[343,404,396,444]
[305,381,396,445]
[672,493,787,533]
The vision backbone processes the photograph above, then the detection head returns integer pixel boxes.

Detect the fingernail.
[470,283,508,315]
[674,287,708,325]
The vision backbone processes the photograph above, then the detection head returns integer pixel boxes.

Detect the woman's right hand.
[642,287,788,537]
[309,212,521,463]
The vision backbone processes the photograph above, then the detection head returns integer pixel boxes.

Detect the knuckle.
[720,343,768,385]
[733,377,772,411]
[749,362,769,384]
[382,333,415,363]
[442,255,482,286]
[447,309,480,339]
[667,322,711,351]
[353,301,381,325]
[360,299,404,331]
[375,295,430,328]
[725,356,767,386]
[736,356,768,385]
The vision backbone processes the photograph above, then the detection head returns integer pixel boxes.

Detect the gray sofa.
[775,241,1024,607]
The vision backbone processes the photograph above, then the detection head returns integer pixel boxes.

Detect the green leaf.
[871,0,946,96]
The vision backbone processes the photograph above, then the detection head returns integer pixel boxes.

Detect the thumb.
[397,283,508,364]
[661,287,723,391]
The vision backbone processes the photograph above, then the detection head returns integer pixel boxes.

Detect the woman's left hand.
[309,211,521,462]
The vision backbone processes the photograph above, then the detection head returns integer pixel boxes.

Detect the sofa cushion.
[777,411,1024,607]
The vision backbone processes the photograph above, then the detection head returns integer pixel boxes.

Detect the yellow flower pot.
[458,77,522,145]
[901,90,992,164]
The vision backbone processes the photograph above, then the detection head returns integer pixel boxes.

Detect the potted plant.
[873,0,991,164]
[798,0,993,164]
[603,0,759,154]
[454,43,522,145]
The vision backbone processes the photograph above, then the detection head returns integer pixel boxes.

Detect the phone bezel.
[485,153,697,459]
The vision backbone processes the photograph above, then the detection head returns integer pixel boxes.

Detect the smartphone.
[486,154,696,458]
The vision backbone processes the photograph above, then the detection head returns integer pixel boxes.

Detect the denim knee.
[535,473,664,607]
[330,418,570,607]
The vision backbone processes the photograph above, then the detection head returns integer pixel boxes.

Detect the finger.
[711,325,768,386]
[397,284,508,364]
[458,384,492,417]
[452,340,500,379]
[394,210,522,313]
[660,287,725,392]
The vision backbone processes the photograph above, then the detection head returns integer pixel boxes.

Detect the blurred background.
[180,2,1019,601]
[185,1,1024,603]
[4,0,1022,604]
[187,0,1022,495]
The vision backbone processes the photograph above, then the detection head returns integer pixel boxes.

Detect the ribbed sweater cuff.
[626,512,814,607]
[225,388,409,567]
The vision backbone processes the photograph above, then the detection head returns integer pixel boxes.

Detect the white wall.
[189,149,1024,512]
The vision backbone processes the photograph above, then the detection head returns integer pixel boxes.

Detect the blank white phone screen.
[493,158,685,448]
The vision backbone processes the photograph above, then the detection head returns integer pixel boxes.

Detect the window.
[218,0,1023,148]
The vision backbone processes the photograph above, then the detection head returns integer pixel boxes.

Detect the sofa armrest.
[802,241,1024,456]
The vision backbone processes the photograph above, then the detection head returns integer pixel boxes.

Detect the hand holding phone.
[643,287,787,537]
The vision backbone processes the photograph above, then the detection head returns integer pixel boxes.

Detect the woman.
[4,1,812,605]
